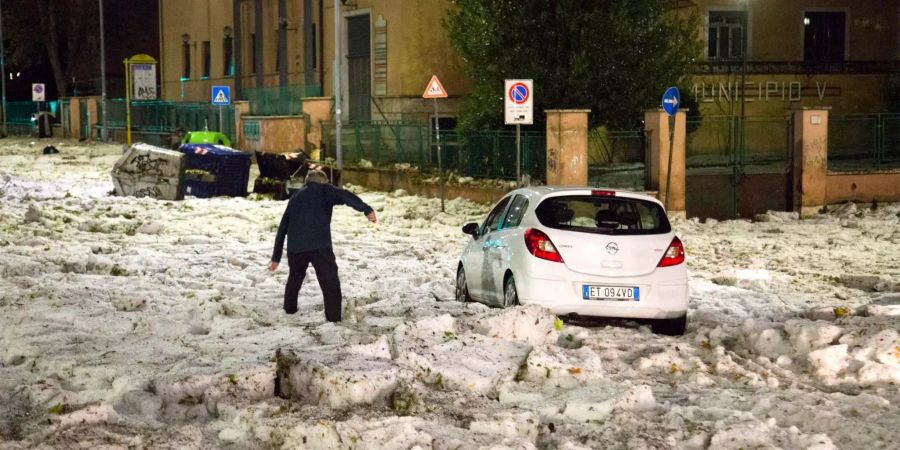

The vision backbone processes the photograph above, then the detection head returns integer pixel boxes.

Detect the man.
[268,170,376,321]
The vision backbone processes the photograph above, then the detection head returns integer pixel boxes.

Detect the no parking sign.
[504,79,533,125]
[32,84,45,102]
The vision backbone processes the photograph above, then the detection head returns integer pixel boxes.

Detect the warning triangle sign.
[422,75,448,99]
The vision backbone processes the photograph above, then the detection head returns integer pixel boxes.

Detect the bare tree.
[6,0,99,96]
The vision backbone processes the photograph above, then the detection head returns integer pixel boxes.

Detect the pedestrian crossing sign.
[422,75,448,99]
[211,86,231,105]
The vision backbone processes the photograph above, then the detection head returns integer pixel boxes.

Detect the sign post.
[423,75,448,212]
[32,83,45,121]
[504,79,533,185]
[124,54,158,146]
[211,85,231,134]
[661,86,680,210]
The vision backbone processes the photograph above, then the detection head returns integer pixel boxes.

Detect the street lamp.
[0,0,7,137]
[333,0,343,171]
[737,0,749,213]
[100,0,108,141]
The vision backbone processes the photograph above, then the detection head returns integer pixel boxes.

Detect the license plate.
[582,285,639,301]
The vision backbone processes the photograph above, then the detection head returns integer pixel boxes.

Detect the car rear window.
[535,195,671,235]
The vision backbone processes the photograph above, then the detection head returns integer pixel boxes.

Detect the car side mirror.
[462,222,480,238]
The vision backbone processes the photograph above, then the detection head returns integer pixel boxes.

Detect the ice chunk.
[469,411,540,443]
[276,349,400,408]
[562,385,655,422]
[521,345,603,388]
[58,402,120,428]
[784,319,842,355]
[808,344,850,384]
[472,305,560,346]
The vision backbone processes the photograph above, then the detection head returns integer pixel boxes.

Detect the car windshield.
[535,195,671,235]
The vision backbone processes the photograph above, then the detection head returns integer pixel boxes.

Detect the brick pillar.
[86,97,100,140]
[234,100,250,149]
[301,97,334,158]
[545,109,590,185]
[644,109,686,217]
[69,99,82,140]
[792,108,829,218]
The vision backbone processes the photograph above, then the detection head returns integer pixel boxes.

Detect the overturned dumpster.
[179,143,251,198]
[254,151,341,200]
[111,143,186,200]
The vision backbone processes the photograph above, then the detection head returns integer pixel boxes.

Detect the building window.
[201,41,211,78]
[250,33,256,74]
[804,12,846,63]
[707,11,745,60]
[181,34,191,79]
[223,27,234,76]
[311,23,317,69]
[275,30,281,74]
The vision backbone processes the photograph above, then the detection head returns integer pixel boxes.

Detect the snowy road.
[0,139,898,449]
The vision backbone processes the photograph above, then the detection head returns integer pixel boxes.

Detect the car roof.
[508,186,664,207]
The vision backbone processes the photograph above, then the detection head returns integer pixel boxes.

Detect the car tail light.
[524,228,564,263]
[658,237,685,267]
[591,190,616,196]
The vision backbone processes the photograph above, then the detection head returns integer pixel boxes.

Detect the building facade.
[684,0,900,116]
[159,0,900,128]
[159,0,470,124]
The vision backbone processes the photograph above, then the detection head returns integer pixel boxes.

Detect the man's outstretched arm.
[328,185,377,223]
[269,209,290,270]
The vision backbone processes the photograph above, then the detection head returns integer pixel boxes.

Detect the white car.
[456,187,688,335]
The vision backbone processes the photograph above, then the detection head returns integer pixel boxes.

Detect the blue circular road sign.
[509,83,529,104]
[661,86,680,117]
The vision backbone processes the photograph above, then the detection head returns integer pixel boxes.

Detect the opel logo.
[606,242,619,255]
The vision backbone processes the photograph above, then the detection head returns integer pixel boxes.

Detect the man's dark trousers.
[284,249,342,321]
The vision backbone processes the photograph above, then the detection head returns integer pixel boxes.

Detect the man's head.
[305,169,329,185]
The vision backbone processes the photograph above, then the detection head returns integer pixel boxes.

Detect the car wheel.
[652,315,687,336]
[456,265,472,303]
[503,275,519,308]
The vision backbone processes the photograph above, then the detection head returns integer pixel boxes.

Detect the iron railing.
[693,60,900,75]
[829,113,900,171]
[244,84,322,116]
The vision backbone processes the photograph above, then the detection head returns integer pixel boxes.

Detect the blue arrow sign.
[211,86,231,105]
[661,86,680,117]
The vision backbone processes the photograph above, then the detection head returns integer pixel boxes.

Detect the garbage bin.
[178,143,251,198]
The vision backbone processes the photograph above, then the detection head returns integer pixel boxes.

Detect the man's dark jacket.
[271,183,373,262]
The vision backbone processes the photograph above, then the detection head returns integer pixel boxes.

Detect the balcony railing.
[693,60,900,75]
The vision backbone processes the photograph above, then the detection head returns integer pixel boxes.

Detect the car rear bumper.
[514,264,688,320]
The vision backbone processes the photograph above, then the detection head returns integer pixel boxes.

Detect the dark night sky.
[3,0,159,101]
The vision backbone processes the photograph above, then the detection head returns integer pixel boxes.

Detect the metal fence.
[828,114,900,171]
[441,129,546,181]
[2,101,57,135]
[321,120,425,167]
[106,100,235,138]
[321,121,548,181]
[587,128,646,190]
[686,115,735,168]
[685,115,791,167]
[245,84,321,116]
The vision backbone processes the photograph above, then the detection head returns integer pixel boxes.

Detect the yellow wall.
[160,0,469,123]
[161,0,897,124]
[690,0,899,61]
[692,74,891,116]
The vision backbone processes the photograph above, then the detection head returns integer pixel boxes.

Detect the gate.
[79,99,91,138]
[828,113,900,171]
[685,115,793,220]
[587,128,647,190]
